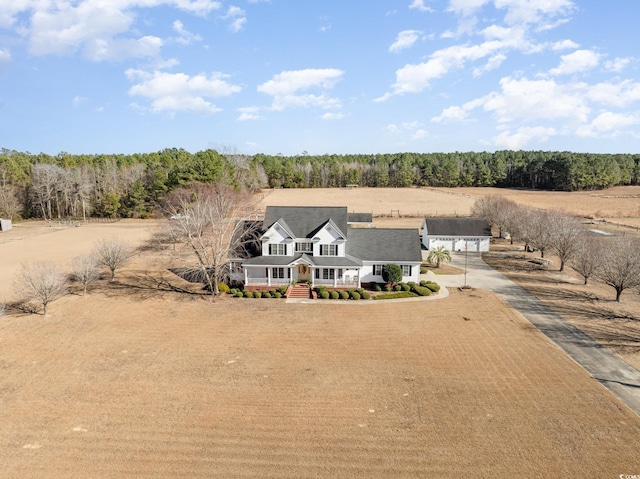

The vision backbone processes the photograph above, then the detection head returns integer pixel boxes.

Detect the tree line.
[1,147,639,221]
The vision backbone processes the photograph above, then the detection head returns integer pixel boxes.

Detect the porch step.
[287,284,311,299]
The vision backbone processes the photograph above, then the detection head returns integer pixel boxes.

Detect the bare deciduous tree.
[14,261,67,315]
[167,184,259,296]
[547,211,585,272]
[596,235,640,302]
[94,238,132,281]
[570,235,603,285]
[71,254,101,295]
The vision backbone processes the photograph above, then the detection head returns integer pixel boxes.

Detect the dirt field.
[2,220,640,477]
[0,220,156,303]
[258,186,640,232]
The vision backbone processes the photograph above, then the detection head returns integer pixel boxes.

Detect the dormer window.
[269,244,286,255]
[295,242,313,253]
[320,244,338,256]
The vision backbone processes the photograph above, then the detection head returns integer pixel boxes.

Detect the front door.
[297,264,311,281]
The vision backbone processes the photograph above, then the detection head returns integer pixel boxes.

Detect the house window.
[272,267,289,279]
[374,264,383,276]
[295,242,313,253]
[322,268,335,280]
[337,268,343,279]
[402,265,412,276]
[315,268,320,279]
[269,243,286,255]
[320,244,338,256]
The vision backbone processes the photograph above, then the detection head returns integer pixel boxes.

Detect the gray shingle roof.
[424,217,491,237]
[263,206,348,239]
[347,212,373,224]
[346,228,422,262]
[242,253,362,267]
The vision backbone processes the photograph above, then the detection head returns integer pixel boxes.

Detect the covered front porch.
[243,263,361,288]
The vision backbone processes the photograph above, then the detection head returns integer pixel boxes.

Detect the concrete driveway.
[428,251,640,416]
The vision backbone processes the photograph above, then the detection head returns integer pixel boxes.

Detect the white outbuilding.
[422,217,492,252]
[0,218,12,231]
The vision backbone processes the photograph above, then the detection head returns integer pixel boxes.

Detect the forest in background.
[1,148,639,220]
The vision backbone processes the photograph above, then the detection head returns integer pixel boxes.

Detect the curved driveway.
[430,252,640,416]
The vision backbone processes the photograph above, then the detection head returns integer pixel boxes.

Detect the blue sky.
[1,0,639,156]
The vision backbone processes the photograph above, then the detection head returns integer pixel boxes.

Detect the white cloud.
[376,40,505,100]
[409,0,434,12]
[384,121,427,139]
[493,126,557,149]
[258,68,344,111]
[72,96,88,107]
[447,0,491,17]
[172,20,202,45]
[482,76,590,123]
[576,112,640,138]
[494,0,575,27]
[321,112,344,120]
[473,53,506,76]
[126,69,241,114]
[237,106,261,121]
[549,49,600,75]
[7,1,221,61]
[605,57,633,73]
[389,30,422,53]
[222,6,246,32]
[552,39,579,50]
[0,48,11,69]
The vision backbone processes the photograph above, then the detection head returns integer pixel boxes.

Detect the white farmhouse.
[235,206,421,288]
[422,217,492,252]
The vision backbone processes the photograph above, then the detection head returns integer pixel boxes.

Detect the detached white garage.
[422,217,492,252]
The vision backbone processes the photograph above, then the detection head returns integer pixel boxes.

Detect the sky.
[1,0,639,156]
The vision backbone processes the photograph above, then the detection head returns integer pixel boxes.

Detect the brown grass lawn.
[484,239,640,372]
[2,287,640,478]
[2,218,640,477]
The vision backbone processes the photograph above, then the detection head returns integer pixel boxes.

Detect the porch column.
[334,269,337,288]
[289,267,293,283]
[311,267,315,287]
[244,267,248,285]
[267,267,272,286]
[357,270,361,288]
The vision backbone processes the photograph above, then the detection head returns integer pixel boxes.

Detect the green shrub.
[234,291,243,298]
[426,282,440,292]
[218,282,230,293]
[278,285,288,294]
[412,285,432,296]
[262,291,271,298]
[320,291,330,299]
[407,282,416,288]
[373,284,382,292]
[361,291,371,300]
[400,283,411,292]
[253,291,261,298]
[374,291,418,300]
[274,292,282,298]
[339,291,349,300]
[243,291,252,298]
[351,292,361,300]
[382,263,403,285]
[270,289,277,295]
[394,285,402,291]
[229,288,237,295]
[330,290,339,299]
[419,280,428,287]
[420,266,428,274]
[316,286,326,294]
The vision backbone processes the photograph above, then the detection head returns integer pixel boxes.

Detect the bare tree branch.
[94,238,133,281]
[14,261,67,315]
